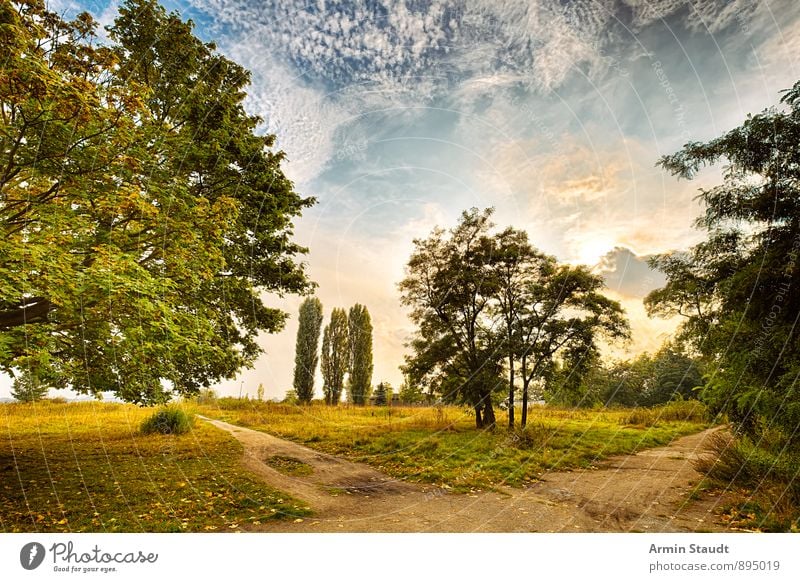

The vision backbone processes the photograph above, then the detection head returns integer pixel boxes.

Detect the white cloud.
[476,133,711,264]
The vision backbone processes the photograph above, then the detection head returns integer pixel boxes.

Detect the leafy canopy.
[646,80,800,438]
[400,208,628,428]
[0,0,313,403]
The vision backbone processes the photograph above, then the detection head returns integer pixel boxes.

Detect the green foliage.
[400,208,628,429]
[646,80,800,439]
[374,381,388,406]
[696,430,800,531]
[256,383,265,401]
[621,400,708,427]
[292,297,324,403]
[398,377,427,404]
[547,344,704,408]
[0,0,313,404]
[282,389,299,405]
[347,304,373,405]
[140,406,196,435]
[10,369,49,402]
[321,308,348,405]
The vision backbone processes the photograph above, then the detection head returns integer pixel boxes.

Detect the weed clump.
[622,401,708,427]
[140,406,195,435]
[695,430,800,531]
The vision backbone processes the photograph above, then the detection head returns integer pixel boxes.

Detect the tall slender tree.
[292,297,323,403]
[400,208,503,428]
[348,304,373,405]
[488,228,543,428]
[321,308,348,405]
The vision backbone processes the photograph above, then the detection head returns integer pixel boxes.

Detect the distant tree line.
[545,343,704,407]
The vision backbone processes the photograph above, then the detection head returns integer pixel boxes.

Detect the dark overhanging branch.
[0,296,52,329]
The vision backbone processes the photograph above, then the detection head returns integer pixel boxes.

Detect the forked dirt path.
[204,418,732,532]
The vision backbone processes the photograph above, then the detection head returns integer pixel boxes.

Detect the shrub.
[509,423,552,450]
[140,406,195,435]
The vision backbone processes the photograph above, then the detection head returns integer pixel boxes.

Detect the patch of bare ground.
[203,418,735,532]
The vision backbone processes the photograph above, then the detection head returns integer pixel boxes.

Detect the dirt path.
[205,418,732,532]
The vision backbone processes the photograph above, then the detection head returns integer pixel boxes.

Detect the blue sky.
[6,0,798,400]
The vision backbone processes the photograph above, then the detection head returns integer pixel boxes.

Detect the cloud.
[596,246,666,299]
[476,133,710,264]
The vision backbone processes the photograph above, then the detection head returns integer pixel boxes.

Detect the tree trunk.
[474,404,483,429]
[521,355,528,428]
[508,353,515,428]
[522,378,529,428]
[482,398,496,429]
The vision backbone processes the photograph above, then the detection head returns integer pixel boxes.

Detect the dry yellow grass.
[0,400,309,532]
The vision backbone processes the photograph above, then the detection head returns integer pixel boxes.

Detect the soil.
[204,418,734,532]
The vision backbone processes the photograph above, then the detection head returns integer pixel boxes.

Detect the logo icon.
[20,542,46,570]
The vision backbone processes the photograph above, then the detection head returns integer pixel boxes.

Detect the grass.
[199,398,712,491]
[0,400,310,532]
[695,430,800,532]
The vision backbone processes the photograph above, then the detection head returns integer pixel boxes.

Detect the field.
[0,398,718,533]
[0,401,309,533]
[198,399,711,491]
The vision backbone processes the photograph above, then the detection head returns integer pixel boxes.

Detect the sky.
[3,0,800,401]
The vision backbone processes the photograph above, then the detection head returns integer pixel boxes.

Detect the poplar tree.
[348,304,373,405]
[321,308,348,405]
[292,297,323,403]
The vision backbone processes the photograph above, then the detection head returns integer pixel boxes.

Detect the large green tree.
[400,208,503,428]
[347,303,373,405]
[321,308,348,405]
[401,208,627,428]
[514,262,628,425]
[0,0,313,403]
[292,297,323,403]
[646,80,800,439]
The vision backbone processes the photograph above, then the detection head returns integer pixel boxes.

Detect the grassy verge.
[0,400,310,532]
[696,430,800,532]
[199,399,711,491]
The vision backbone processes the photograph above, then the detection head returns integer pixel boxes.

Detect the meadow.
[0,400,309,533]
[198,398,711,491]
[0,398,724,533]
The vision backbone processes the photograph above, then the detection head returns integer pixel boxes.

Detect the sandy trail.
[204,418,731,532]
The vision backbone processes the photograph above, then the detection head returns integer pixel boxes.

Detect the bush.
[140,406,195,435]
[508,423,552,450]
